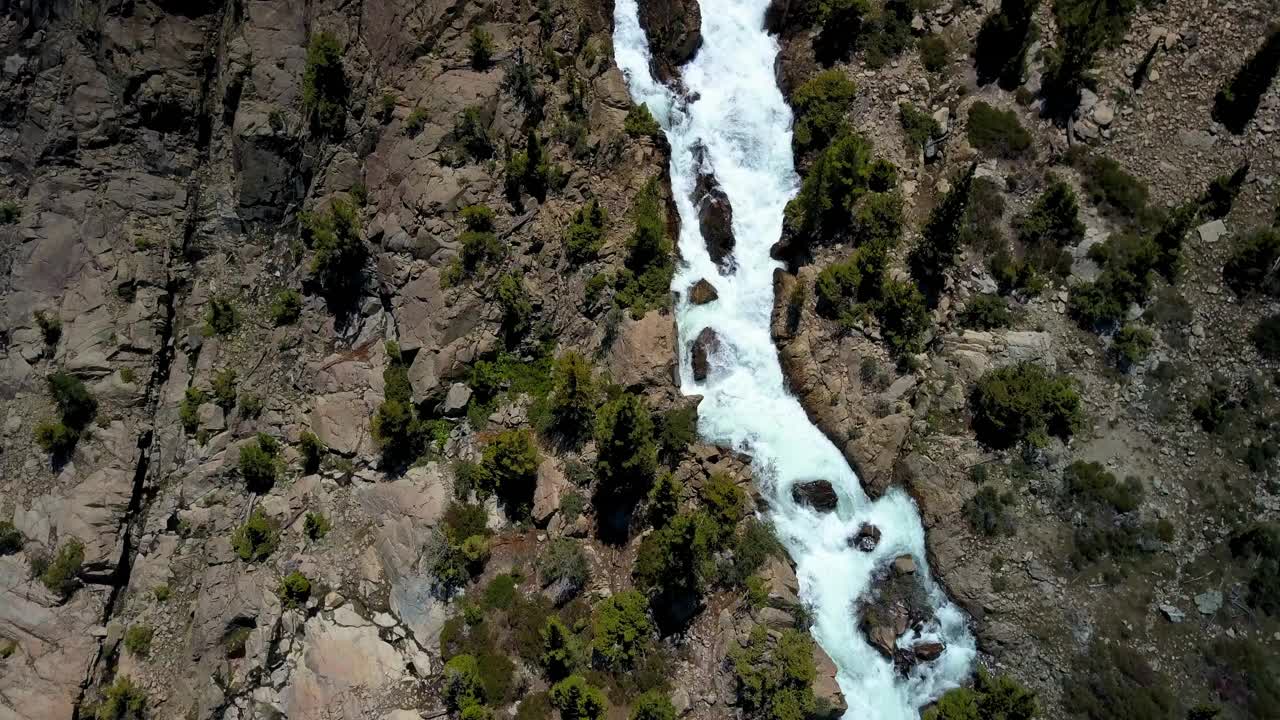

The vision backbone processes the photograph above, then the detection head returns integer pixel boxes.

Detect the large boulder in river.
[691,327,721,381]
[695,172,735,268]
[791,480,838,512]
[689,279,719,305]
[858,560,933,668]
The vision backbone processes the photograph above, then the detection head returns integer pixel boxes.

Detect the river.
[610,1,976,717]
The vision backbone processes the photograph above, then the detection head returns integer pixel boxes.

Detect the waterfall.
[610,1,977,718]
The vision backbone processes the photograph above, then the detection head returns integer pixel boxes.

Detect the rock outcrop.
[635,0,703,82]
[690,327,721,381]
[791,479,838,512]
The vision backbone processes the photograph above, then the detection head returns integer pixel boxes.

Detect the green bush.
[809,0,871,63]
[785,130,890,246]
[971,362,1083,448]
[40,539,84,597]
[1069,151,1150,221]
[919,35,949,72]
[1192,375,1235,433]
[0,521,22,555]
[239,433,280,493]
[405,107,428,136]
[1228,523,1280,615]
[1204,637,1280,718]
[299,430,325,474]
[454,107,494,160]
[48,371,97,429]
[373,358,426,468]
[1017,178,1085,249]
[0,200,20,224]
[1251,314,1280,360]
[591,590,653,670]
[861,0,915,68]
[212,368,237,408]
[277,571,312,609]
[307,199,367,304]
[625,104,661,138]
[630,691,677,720]
[615,179,674,317]
[179,387,206,435]
[700,473,746,543]
[445,653,486,709]
[269,288,303,326]
[481,429,540,517]
[725,518,781,587]
[537,538,589,596]
[34,420,78,457]
[550,675,608,720]
[517,693,554,720]
[899,102,941,152]
[470,27,495,70]
[95,675,147,720]
[34,310,61,345]
[231,508,279,562]
[302,31,347,134]
[304,511,331,540]
[959,177,1007,253]
[1110,324,1153,370]
[1151,201,1198,279]
[964,485,1016,536]
[909,165,976,301]
[959,294,1012,330]
[1041,0,1137,117]
[973,0,1041,88]
[634,512,716,601]
[123,624,153,658]
[1064,461,1143,514]
[482,574,518,610]
[565,199,607,263]
[1069,232,1161,329]
[966,102,1031,159]
[657,405,698,460]
[1063,643,1178,720]
[875,278,930,354]
[646,472,684,528]
[540,615,582,679]
[924,668,1037,720]
[594,393,657,493]
[731,625,817,720]
[549,351,597,438]
[1213,27,1280,134]
[1223,227,1280,297]
[792,70,857,152]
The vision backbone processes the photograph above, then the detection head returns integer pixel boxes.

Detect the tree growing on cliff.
[971,362,1083,449]
[909,164,976,303]
[549,351,597,438]
[303,31,348,136]
[306,198,367,307]
[594,393,657,493]
[731,625,818,720]
[481,429,540,518]
[565,199,607,263]
[1214,26,1280,134]
[791,70,857,153]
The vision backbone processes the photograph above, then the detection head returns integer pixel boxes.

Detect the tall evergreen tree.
[909,164,977,303]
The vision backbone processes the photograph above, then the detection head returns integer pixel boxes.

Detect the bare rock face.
[532,457,569,527]
[812,643,849,718]
[635,0,703,82]
[689,278,719,305]
[691,327,721,381]
[695,171,735,268]
[849,523,881,552]
[607,310,678,390]
[791,479,838,512]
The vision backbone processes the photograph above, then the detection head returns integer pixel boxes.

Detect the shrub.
[1223,227,1280,297]
[506,130,556,203]
[95,675,147,720]
[919,35,949,72]
[550,675,608,720]
[1204,637,1280,718]
[1069,233,1161,329]
[445,654,486,709]
[34,419,78,457]
[304,511,331,540]
[541,615,582,679]
[537,538,590,597]
[899,102,941,152]
[809,0,871,63]
[0,200,20,224]
[231,508,279,562]
[1069,151,1149,221]
[1064,461,1143,514]
[1228,523,1280,615]
[40,539,84,598]
[1201,163,1250,219]
[1110,324,1153,370]
[657,405,698,460]
[959,294,1012,330]
[1151,201,1198,279]
[591,590,653,670]
[1041,0,1137,117]
[731,625,817,720]
[785,130,885,245]
[299,430,325,474]
[1018,178,1085,249]
[307,199,367,304]
[974,0,1041,88]
[875,278,930,354]
[1213,27,1280,134]
[959,177,1007,253]
[470,27,495,69]
[1251,314,1280,360]
[517,693,554,720]
[425,529,472,592]
[1063,643,1178,720]
[726,518,780,587]
[0,521,22,555]
[966,102,1031,158]
[625,104,661,138]
[630,691,677,720]
[239,434,280,493]
[302,31,347,134]
[925,668,1037,720]
[1192,375,1235,433]
[700,474,746,543]
[405,107,428,136]
[34,310,61,345]
[454,106,494,160]
[964,485,1016,536]
[48,371,97,429]
[594,393,657,492]
[179,387,206,435]
[614,179,674,316]
[971,362,1083,448]
[634,511,716,601]
[277,571,312,609]
[862,0,915,68]
[495,273,533,344]
[792,70,857,152]
[565,199,607,263]
[269,288,303,326]
[124,625,153,657]
[646,472,684,528]
[549,351,597,437]
[481,429,540,516]
[212,368,237,408]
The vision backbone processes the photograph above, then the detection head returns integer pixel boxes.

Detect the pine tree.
[541,615,580,680]
[1017,178,1086,248]
[909,164,977,303]
[1201,162,1250,219]
[594,393,657,493]
[549,351,597,436]
[1214,27,1280,134]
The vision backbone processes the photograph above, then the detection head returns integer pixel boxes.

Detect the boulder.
[607,310,676,390]
[791,480,838,512]
[893,555,917,576]
[635,0,703,81]
[913,642,945,661]
[759,556,801,606]
[532,458,569,527]
[695,172,734,267]
[812,643,848,718]
[688,279,719,305]
[691,327,721,381]
[849,523,881,552]
[440,382,471,417]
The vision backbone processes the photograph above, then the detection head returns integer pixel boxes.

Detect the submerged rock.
[849,523,881,552]
[691,327,721,381]
[913,641,945,661]
[791,480,838,512]
[689,279,719,305]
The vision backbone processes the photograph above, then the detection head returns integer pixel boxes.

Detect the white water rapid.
[610,1,976,717]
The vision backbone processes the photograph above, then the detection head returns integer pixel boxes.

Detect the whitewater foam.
[611,1,976,718]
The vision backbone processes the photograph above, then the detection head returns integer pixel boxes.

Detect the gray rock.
[440,382,472,416]
[791,480,838,512]
[1197,219,1228,244]
[1195,591,1223,616]
[1159,604,1184,623]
